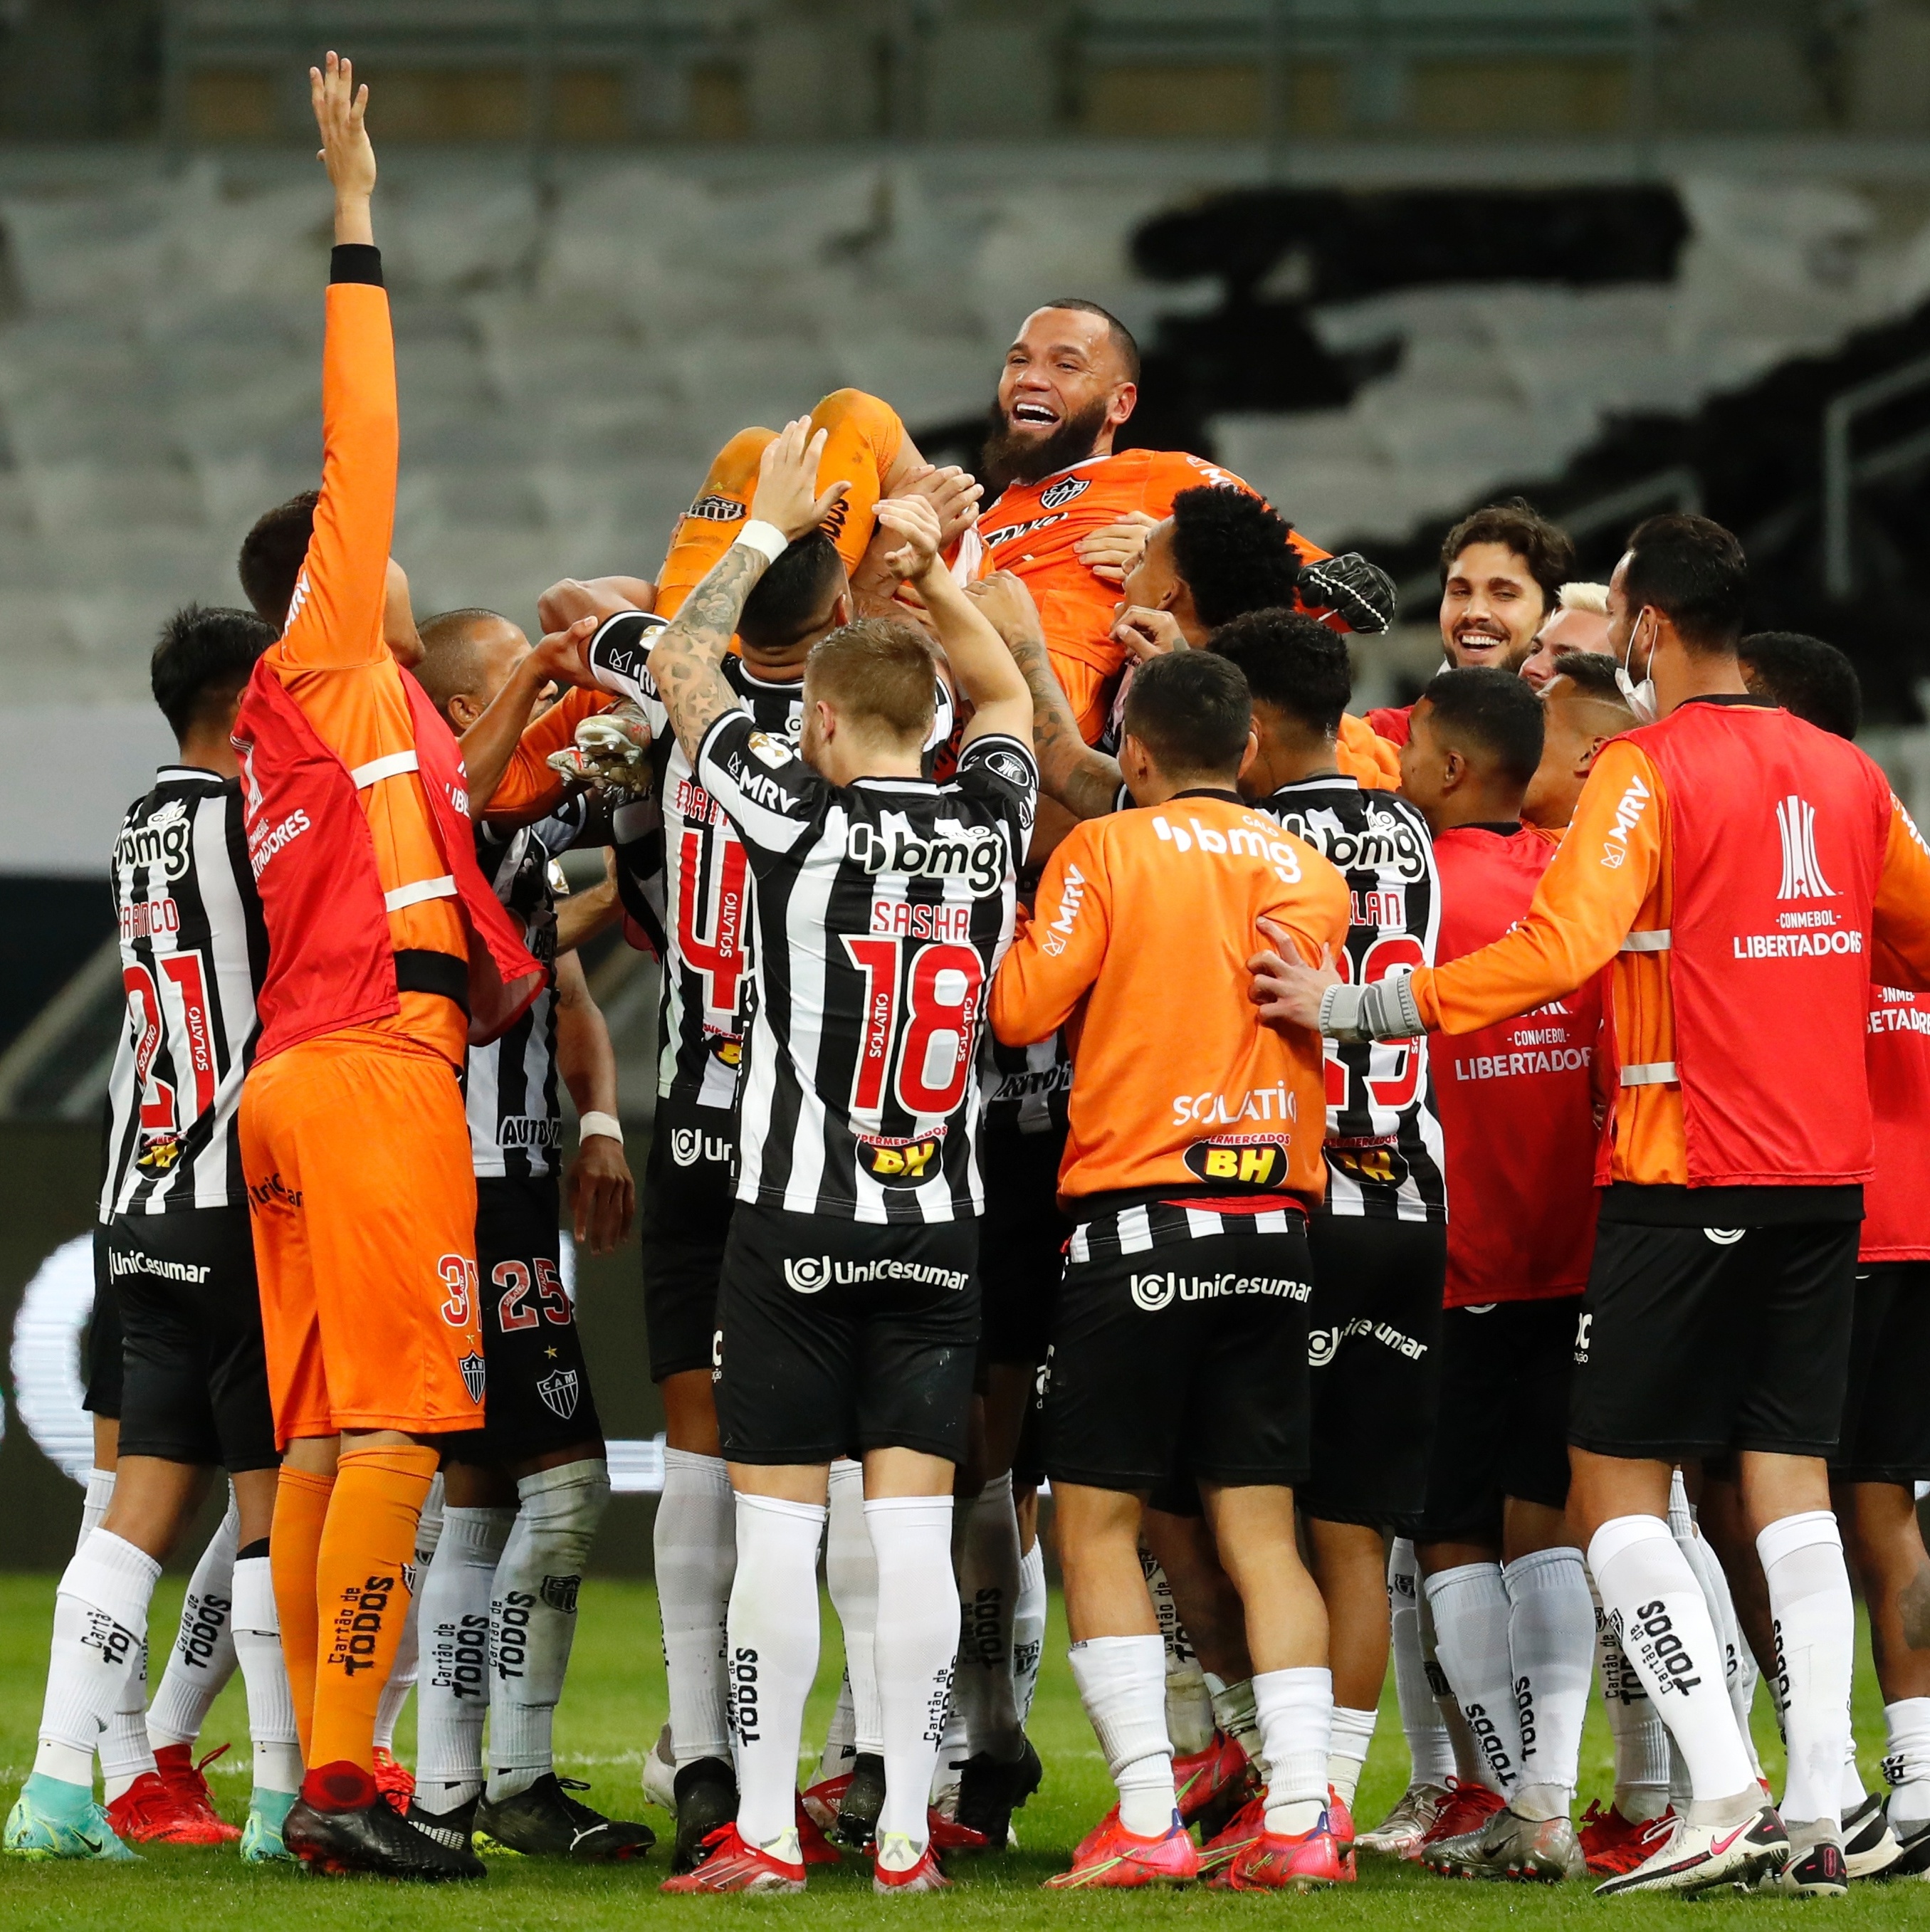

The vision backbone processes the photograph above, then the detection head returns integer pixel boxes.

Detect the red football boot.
[372,1746,415,1814]
[1196,1794,1266,1880]
[928,1805,990,1853]
[1419,1776,1506,1856]
[1212,1812,1349,1891]
[1581,1800,1677,1877]
[107,1765,237,1847]
[795,1796,842,1865]
[1328,1786,1358,1879]
[799,1770,851,1836]
[1172,1731,1257,1827]
[659,1822,807,1894]
[874,1833,952,1894]
[1044,1812,1197,1889]
[148,1742,242,1844]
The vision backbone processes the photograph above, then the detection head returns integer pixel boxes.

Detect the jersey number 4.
[677,826,748,1019]
[123,955,216,1134]
[1323,936,1423,1113]
[842,937,984,1119]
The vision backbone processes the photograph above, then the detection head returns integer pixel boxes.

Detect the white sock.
[816,1671,856,1785]
[147,1493,241,1750]
[36,1530,160,1789]
[231,1552,300,1796]
[1205,1671,1263,1768]
[1672,1513,1761,1778]
[374,1593,419,1757]
[826,1460,881,1757]
[1588,1515,1755,1808]
[1254,1666,1332,1835]
[1592,1576,1670,1821]
[1143,1555,1214,1755]
[488,1459,610,1801]
[1069,1634,1175,1837]
[930,1688,967,1806]
[1842,1726,1867,1812]
[416,1473,448,1567]
[1757,1510,1854,1837]
[1013,1539,1047,1729]
[415,1504,514,1811]
[866,1493,957,1850]
[1390,1538,1452,1788]
[77,1469,115,1550]
[1884,1696,1930,1832]
[955,1471,1024,1763]
[1504,1546,1593,1817]
[728,1492,824,1851]
[656,1447,737,1768]
[1425,1562,1521,1794]
[1327,1704,1377,1806]
[1419,1572,1484,1782]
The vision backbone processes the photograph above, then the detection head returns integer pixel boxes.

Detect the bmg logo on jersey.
[845,819,1006,896]
[115,797,194,882]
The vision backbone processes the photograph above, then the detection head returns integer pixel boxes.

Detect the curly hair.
[1168,487,1304,630]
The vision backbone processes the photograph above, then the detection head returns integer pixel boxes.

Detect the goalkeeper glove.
[1296,552,1397,635]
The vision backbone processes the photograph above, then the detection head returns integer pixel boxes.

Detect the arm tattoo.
[647,545,766,767]
[1005,629,1122,822]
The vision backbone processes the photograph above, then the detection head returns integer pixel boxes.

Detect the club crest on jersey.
[536,1367,579,1420]
[744,730,793,770]
[458,1351,487,1404]
[706,1030,743,1068]
[1183,1137,1290,1188]
[1323,1143,1411,1190]
[1039,475,1091,510]
[540,1573,582,1615]
[858,1130,945,1186]
[686,493,745,523]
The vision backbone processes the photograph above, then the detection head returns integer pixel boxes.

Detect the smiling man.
[1370,502,1573,745]
[968,303,1386,745]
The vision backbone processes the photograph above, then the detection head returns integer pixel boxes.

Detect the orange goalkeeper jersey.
[991,789,1349,1207]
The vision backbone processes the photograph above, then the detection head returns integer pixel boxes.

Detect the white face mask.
[1616,611,1658,725]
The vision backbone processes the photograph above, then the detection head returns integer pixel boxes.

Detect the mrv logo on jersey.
[846,821,1006,895]
[782,1254,971,1293]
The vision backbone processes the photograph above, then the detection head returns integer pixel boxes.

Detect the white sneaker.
[1593,1802,1790,1898]
[1842,1792,1902,1880]
[1356,1780,1447,1859]
[641,1723,678,1813]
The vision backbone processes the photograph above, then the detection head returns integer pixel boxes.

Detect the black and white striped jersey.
[466,797,589,1180]
[589,610,956,1113]
[101,768,267,1217]
[1258,775,1447,1222]
[980,1029,1073,1140]
[691,713,1035,1224]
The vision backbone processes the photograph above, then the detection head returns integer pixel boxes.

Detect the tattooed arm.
[646,417,849,767]
[963,571,1123,821]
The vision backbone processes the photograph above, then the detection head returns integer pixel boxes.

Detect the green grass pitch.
[0,1572,1915,1925]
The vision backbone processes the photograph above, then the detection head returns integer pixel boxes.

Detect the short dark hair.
[1208,608,1351,740]
[1440,498,1573,609]
[416,608,518,721]
[1037,298,1140,382]
[151,604,274,742]
[1738,631,1862,741]
[805,618,936,742]
[1122,649,1252,778]
[1622,513,1746,654]
[1420,666,1545,790]
[238,490,319,628]
[1168,487,1304,629]
[740,532,846,652]
[1543,647,1627,705]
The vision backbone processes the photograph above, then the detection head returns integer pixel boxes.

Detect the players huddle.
[7,53,1930,1904]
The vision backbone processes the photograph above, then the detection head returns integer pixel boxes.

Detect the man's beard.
[981,394,1111,493]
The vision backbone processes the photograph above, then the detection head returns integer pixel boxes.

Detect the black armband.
[330,243,383,288]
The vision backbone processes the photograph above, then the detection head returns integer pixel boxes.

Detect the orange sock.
[305,1443,439,1806]
[271,1464,335,1768]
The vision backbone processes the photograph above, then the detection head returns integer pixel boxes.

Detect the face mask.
[1616,614,1658,725]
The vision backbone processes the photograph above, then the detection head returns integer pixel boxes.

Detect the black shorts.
[437,1175,604,1466]
[1570,1213,1857,1462]
[1417,1298,1580,1544]
[1832,1261,1930,1484]
[640,1096,737,1382]
[1302,1213,1445,1532]
[107,1207,276,1472]
[1042,1201,1316,1493]
[83,1224,123,1421]
[977,1112,1071,1369]
[713,1203,980,1466]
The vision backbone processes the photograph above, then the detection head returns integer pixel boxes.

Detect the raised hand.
[872,494,945,584]
[1111,605,1188,661]
[749,416,851,545]
[963,569,1044,647]
[1076,510,1158,586]
[310,51,374,243]
[898,462,984,550]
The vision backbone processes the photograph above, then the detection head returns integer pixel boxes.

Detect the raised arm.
[276,53,395,673]
[644,418,848,766]
[965,572,1122,820]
